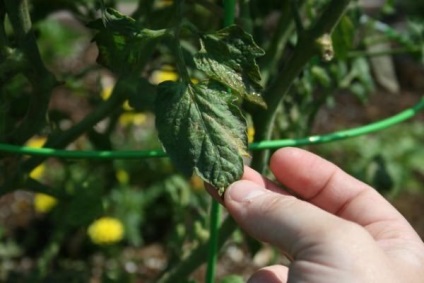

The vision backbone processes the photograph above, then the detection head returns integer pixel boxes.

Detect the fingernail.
[227,181,265,202]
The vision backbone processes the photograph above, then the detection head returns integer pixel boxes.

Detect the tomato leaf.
[194,25,267,108]
[155,81,248,195]
[88,8,162,75]
[332,15,355,59]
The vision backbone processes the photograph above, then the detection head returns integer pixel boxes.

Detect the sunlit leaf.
[155,81,248,195]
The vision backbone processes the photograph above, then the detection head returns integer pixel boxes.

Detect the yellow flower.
[247,126,255,143]
[150,69,178,84]
[30,164,45,180]
[116,169,129,185]
[26,136,47,148]
[88,217,124,245]
[101,85,113,101]
[150,67,199,85]
[34,193,58,213]
[119,112,147,127]
[154,0,174,9]
[122,100,133,111]
[101,85,136,112]
[26,137,48,180]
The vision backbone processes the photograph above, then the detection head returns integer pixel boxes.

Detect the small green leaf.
[88,8,139,34]
[311,65,331,87]
[194,25,267,108]
[155,81,248,195]
[332,15,355,59]
[88,8,164,75]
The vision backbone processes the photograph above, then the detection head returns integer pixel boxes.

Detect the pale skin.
[207,147,424,283]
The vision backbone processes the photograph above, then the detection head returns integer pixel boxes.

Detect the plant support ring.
[0,97,423,160]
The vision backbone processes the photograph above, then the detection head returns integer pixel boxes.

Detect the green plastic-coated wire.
[250,97,424,150]
[0,98,423,159]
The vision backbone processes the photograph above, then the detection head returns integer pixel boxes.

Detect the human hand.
[208,147,424,283]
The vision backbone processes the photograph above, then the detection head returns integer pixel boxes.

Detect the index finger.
[270,147,421,242]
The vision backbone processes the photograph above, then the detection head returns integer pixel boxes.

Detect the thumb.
[224,180,368,257]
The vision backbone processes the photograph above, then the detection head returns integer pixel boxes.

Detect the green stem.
[21,178,62,198]
[0,81,125,195]
[223,0,236,27]
[3,0,57,145]
[187,0,225,21]
[157,216,237,283]
[36,229,66,277]
[20,77,127,174]
[239,0,252,33]
[205,200,222,283]
[0,2,8,57]
[291,0,304,33]
[252,0,351,173]
[347,47,422,58]
[131,0,154,21]
[173,0,191,83]
[259,1,294,84]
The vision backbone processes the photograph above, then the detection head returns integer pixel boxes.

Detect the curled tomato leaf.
[88,8,164,75]
[155,81,248,195]
[194,25,267,108]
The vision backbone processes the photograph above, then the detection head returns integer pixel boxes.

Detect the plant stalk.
[205,200,222,283]
[3,0,57,145]
[157,216,237,283]
[21,77,128,175]
[252,0,352,173]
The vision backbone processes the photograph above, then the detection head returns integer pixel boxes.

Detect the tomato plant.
[0,0,423,282]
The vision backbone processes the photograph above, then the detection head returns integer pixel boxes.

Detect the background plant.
[0,0,423,282]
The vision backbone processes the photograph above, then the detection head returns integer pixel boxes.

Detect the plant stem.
[259,1,294,85]
[0,80,126,196]
[3,0,57,145]
[0,2,8,57]
[157,216,237,283]
[291,0,304,34]
[223,0,236,27]
[36,229,66,278]
[252,0,352,173]
[347,47,422,58]
[205,200,222,283]
[173,0,191,83]
[187,0,225,21]
[239,0,253,33]
[20,77,128,175]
